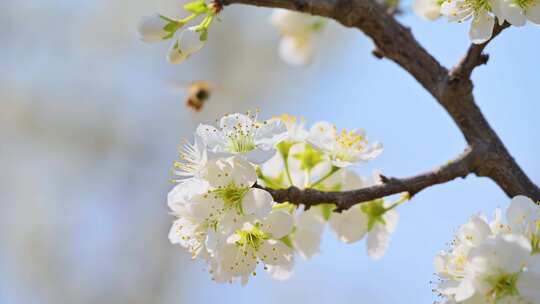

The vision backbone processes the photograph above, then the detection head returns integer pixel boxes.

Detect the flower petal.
[329,206,368,244]
[469,12,495,44]
[242,188,273,219]
[262,210,294,239]
[259,239,294,266]
[366,224,390,260]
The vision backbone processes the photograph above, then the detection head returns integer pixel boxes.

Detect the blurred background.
[1,0,538,303]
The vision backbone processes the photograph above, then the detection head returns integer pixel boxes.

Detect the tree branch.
[450,22,510,80]
[220,0,540,203]
[256,148,476,210]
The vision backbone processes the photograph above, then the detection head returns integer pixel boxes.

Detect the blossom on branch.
[434,195,540,303]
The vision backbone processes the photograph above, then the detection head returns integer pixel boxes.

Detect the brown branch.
[450,22,510,80]
[256,148,477,210]
[219,0,540,203]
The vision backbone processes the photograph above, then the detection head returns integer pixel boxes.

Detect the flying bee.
[168,80,214,112]
[186,81,213,112]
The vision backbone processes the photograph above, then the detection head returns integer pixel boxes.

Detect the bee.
[185,81,213,112]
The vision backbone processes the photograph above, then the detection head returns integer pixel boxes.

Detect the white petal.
[259,239,294,266]
[167,178,209,212]
[243,148,277,164]
[454,278,476,302]
[469,12,495,44]
[329,206,368,244]
[266,263,294,281]
[506,195,539,232]
[500,0,527,26]
[413,0,441,21]
[383,209,399,233]
[184,194,223,220]
[196,124,226,150]
[253,119,287,146]
[218,243,257,276]
[526,3,540,24]
[242,188,273,219]
[228,156,258,187]
[292,228,322,260]
[367,224,390,260]
[358,142,384,161]
[262,210,294,239]
[219,113,253,134]
[279,36,314,67]
[517,255,540,303]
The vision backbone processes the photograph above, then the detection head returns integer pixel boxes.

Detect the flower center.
[531,220,540,254]
[227,131,256,153]
[336,130,366,149]
[213,183,249,215]
[485,272,520,301]
[235,226,267,251]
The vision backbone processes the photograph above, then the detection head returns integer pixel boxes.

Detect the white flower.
[278,36,314,67]
[413,0,442,20]
[197,112,287,164]
[273,114,309,143]
[434,196,540,303]
[216,211,294,282]
[454,234,533,303]
[291,208,326,260]
[172,135,208,180]
[506,195,540,253]
[307,121,383,168]
[138,14,205,63]
[440,0,496,44]
[167,27,206,64]
[138,14,178,42]
[496,0,540,26]
[329,198,399,260]
[270,9,324,66]
[167,157,275,258]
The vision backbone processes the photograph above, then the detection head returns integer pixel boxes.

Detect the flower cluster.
[413,0,540,44]
[138,0,221,64]
[167,111,402,284]
[434,195,540,303]
[270,9,326,66]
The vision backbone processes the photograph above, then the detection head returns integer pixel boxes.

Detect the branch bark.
[219,0,540,204]
[256,148,476,210]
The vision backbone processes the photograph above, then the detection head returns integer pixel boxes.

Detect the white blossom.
[434,196,540,303]
[172,135,208,180]
[291,208,326,260]
[197,112,287,164]
[440,0,496,44]
[215,211,294,282]
[496,0,540,26]
[307,121,383,167]
[413,0,442,20]
[167,157,274,258]
[270,9,324,66]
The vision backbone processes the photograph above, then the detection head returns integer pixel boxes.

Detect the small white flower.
[307,121,383,168]
[172,135,208,180]
[167,27,206,64]
[273,114,309,143]
[496,0,540,26]
[216,211,294,280]
[329,183,399,260]
[138,14,178,42]
[506,195,540,253]
[413,0,442,20]
[440,0,496,44]
[270,9,324,66]
[197,111,287,164]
